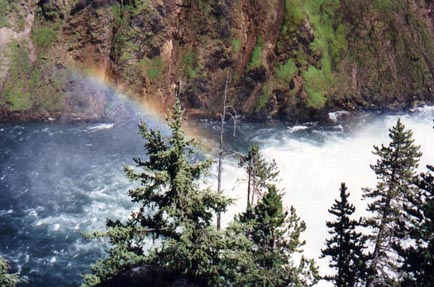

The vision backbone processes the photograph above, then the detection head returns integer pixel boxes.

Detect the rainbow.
[71,64,214,151]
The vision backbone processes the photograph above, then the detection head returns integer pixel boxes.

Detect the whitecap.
[328,110,350,123]
[87,123,115,131]
[288,125,309,133]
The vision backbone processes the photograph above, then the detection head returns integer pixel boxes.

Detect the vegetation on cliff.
[1,0,433,121]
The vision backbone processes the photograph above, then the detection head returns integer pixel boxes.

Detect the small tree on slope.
[363,118,422,287]
[81,99,230,287]
[321,183,366,287]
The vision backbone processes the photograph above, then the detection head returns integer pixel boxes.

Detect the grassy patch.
[0,0,10,28]
[372,0,393,11]
[303,65,327,108]
[232,38,240,54]
[282,0,305,34]
[3,42,33,111]
[182,52,200,79]
[247,37,264,70]
[275,59,297,83]
[256,84,272,112]
[146,57,164,82]
[32,27,57,49]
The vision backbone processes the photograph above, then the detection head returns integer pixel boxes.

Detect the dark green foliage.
[82,99,230,286]
[239,144,279,207]
[363,118,422,286]
[0,256,21,287]
[236,145,318,286]
[394,135,434,287]
[321,183,366,287]
[234,185,319,287]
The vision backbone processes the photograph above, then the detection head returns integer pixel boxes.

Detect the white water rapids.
[0,106,433,286]
[213,106,434,286]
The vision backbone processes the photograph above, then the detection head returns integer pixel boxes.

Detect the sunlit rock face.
[1,0,433,122]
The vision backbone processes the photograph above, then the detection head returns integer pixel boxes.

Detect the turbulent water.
[1,107,434,287]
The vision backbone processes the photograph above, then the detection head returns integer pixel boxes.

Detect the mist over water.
[0,106,433,286]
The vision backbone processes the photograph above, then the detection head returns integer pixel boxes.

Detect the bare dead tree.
[216,74,237,231]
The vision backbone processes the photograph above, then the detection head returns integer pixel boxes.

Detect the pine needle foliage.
[81,98,230,287]
[234,185,319,287]
[321,183,366,287]
[394,163,434,286]
[0,256,21,287]
[235,145,318,287]
[363,118,422,286]
[239,144,280,207]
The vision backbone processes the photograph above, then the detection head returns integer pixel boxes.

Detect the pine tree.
[363,118,422,286]
[82,99,230,287]
[235,185,319,287]
[239,144,279,208]
[321,183,366,287]
[0,256,21,287]
[393,164,434,287]
[235,145,318,286]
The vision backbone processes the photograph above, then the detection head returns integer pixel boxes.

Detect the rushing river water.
[1,106,434,287]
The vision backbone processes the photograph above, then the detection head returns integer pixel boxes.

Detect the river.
[1,106,433,287]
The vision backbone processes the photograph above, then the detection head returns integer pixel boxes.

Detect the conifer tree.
[321,183,366,287]
[235,185,319,287]
[82,99,230,287]
[235,145,318,286]
[0,256,21,287]
[393,164,434,287]
[362,118,422,287]
[239,144,279,207]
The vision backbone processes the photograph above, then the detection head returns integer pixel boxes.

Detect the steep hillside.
[0,0,433,122]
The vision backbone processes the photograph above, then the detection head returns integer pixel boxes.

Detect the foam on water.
[215,106,434,286]
[0,106,433,287]
[87,123,115,131]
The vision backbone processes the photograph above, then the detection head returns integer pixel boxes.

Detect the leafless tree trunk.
[216,76,228,231]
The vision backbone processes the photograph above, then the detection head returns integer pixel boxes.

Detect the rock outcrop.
[0,0,433,122]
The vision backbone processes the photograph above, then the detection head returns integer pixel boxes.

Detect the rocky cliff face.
[0,0,433,122]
